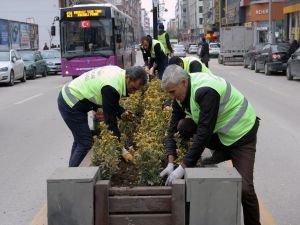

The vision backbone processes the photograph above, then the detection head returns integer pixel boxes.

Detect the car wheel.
[264,64,271,75]
[8,71,14,86]
[254,61,259,73]
[218,55,223,64]
[250,60,255,70]
[42,68,47,77]
[243,59,248,68]
[20,69,26,82]
[286,65,293,80]
[32,70,36,79]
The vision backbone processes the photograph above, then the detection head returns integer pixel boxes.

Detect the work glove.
[148,67,154,76]
[159,163,174,177]
[165,165,184,186]
[121,147,133,161]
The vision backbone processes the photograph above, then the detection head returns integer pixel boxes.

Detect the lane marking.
[14,93,43,105]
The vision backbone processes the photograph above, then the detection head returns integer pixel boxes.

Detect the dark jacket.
[200,42,209,64]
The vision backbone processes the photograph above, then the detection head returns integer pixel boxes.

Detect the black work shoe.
[201,150,231,165]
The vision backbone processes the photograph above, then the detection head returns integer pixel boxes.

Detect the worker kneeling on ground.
[160,65,261,225]
[57,65,148,167]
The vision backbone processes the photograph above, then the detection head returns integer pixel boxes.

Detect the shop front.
[245,2,284,44]
[284,1,300,41]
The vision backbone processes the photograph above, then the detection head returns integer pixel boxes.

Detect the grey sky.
[141,0,175,24]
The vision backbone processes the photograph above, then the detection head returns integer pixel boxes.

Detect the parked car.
[188,44,198,54]
[286,47,300,80]
[17,50,48,79]
[209,43,220,58]
[254,43,290,75]
[0,49,26,86]
[173,44,186,57]
[41,49,61,74]
[243,44,264,70]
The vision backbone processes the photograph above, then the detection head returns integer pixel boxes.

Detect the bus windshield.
[61,19,114,58]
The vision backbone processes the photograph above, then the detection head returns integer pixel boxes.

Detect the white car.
[209,43,220,58]
[173,44,186,57]
[0,49,26,86]
[188,45,198,54]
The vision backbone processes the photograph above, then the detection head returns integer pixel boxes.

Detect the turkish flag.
[80,20,91,28]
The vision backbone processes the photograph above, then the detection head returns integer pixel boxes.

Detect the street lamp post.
[268,0,273,44]
[153,0,159,39]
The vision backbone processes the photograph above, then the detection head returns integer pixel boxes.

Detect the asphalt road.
[0,54,299,225]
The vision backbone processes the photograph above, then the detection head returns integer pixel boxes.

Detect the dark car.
[286,47,300,80]
[254,43,290,75]
[41,49,61,74]
[17,50,48,79]
[243,44,264,70]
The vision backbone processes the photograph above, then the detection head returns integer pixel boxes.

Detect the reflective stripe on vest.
[219,97,248,133]
[150,39,166,58]
[62,65,126,108]
[218,80,231,115]
[158,32,170,54]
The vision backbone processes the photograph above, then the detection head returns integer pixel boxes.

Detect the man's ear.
[182,79,188,88]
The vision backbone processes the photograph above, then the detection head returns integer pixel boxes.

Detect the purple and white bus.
[59,3,136,78]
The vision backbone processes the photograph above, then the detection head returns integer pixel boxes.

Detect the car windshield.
[41,50,61,59]
[0,51,10,61]
[210,44,220,48]
[271,43,290,52]
[174,45,185,50]
[61,19,114,58]
[18,51,35,61]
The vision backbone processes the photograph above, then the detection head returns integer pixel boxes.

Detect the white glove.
[122,147,133,161]
[149,67,154,76]
[165,165,185,186]
[160,163,174,177]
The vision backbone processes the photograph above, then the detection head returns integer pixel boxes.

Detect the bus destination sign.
[66,9,104,18]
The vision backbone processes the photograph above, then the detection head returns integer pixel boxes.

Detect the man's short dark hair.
[126,66,148,86]
[169,56,183,66]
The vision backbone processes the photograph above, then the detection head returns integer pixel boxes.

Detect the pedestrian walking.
[199,37,209,67]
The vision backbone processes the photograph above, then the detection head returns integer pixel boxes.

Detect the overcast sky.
[141,0,175,25]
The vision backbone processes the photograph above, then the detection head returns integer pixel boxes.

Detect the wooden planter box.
[95,180,185,225]
[81,150,186,225]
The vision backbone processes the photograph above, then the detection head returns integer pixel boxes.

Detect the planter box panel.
[109,195,171,213]
[109,186,172,196]
[109,213,172,225]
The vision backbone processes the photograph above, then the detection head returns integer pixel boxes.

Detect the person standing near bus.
[158,24,173,57]
[168,56,212,75]
[141,35,168,80]
[57,65,148,167]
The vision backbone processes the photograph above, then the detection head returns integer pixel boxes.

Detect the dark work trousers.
[57,92,93,167]
[156,56,169,80]
[178,118,261,225]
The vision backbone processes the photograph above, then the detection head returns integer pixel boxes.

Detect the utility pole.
[153,0,159,39]
[268,0,273,44]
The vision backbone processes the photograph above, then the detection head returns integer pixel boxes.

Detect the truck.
[218,26,253,65]
[0,18,39,51]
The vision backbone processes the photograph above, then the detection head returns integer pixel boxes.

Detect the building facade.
[141,8,150,37]
[284,0,300,41]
